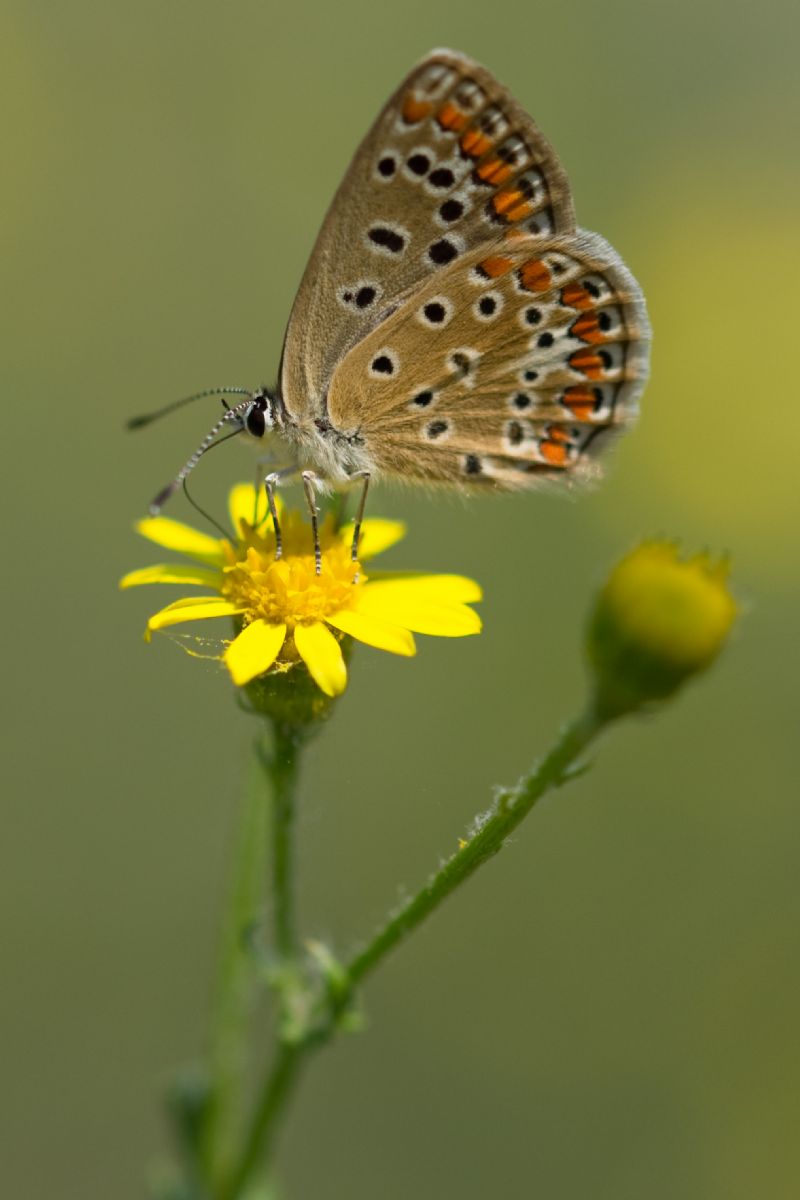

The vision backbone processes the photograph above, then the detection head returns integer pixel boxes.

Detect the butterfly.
[139,48,650,559]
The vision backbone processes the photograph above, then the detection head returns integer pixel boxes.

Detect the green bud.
[587,541,737,719]
[239,636,352,735]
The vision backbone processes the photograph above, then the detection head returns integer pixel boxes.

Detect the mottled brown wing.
[325,229,650,489]
[279,48,576,422]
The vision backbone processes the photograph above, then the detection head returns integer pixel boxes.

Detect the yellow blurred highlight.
[610,167,800,578]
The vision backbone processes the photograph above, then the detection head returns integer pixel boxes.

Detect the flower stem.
[219,1042,306,1200]
[345,704,604,988]
[260,723,303,962]
[212,722,307,1199]
[200,750,271,1191]
[221,704,606,1198]
[200,722,305,1199]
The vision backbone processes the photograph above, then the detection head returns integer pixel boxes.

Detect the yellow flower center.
[219,511,363,628]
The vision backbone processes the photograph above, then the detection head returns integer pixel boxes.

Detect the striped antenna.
[148,399,252,515]
[127,387,252,430]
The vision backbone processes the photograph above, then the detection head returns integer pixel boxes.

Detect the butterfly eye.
[245,398,270,438]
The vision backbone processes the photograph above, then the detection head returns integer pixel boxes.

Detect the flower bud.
[587,541,737,719]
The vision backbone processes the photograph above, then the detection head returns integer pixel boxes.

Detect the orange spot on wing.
[437,102,467,131]
[478,254,514,278]
[569,349,605,379]
[460,129,493,158]
[491,189,527,218]
[402,95,433,124]
[519,259,552,292]
[570,313,604,343]
[507,200,534,221]
[549,426,571,442]
[477,157,513,184]
[561,283,594,310]
[561,386,599,421]
[539,427,571,467]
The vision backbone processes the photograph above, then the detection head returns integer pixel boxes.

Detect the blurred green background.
[2,1,798,1196]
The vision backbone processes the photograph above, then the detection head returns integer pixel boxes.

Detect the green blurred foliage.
[1,1,798,1197]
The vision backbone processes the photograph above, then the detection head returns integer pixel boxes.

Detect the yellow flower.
[587,540,737,718]
[121,483,482,697]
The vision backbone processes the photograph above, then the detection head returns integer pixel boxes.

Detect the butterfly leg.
[253,453,287,528]
[264,469,294,561]
[301,470,324,575]
[348,471,372,577]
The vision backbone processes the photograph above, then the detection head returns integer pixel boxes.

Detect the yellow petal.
[362,574,483,603]
[294,622,348,696]
[326,609,416,656]
[119,563,222,589]
[339,518,406,560]
[228,482,276,533]
[355,590,482,637]
[147,596,244,633]
[151,595,233,610]
[224,619,287,686]
[135,516,226,565]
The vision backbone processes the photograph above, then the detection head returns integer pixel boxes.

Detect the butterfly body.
[250,389,373,486]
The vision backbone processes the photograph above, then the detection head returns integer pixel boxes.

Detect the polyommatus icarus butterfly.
[134,49,650,564]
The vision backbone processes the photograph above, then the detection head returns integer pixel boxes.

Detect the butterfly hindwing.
[325,229,650,489]
[279,48,577,424]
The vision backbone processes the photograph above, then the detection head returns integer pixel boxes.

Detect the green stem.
[219,1043,305,1200]
[200,751,271,1190]
[222,704,605,1198]
[260,724,303,962]
[215,725,306,1200]
[201,724,304,1197]
[346,705,604,988]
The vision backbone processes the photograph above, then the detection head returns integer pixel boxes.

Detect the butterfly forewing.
[280,48,577,423]
[326,229,650,488]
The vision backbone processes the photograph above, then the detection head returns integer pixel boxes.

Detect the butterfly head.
[241,387,277,440]
[146,387,282,516]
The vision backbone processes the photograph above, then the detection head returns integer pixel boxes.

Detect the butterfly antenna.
[149,400,252,515]
[181,426,247,540]
[127,387,252,431]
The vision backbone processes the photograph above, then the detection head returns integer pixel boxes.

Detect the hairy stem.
[221,704,606,1198]
[346,705,604,988]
